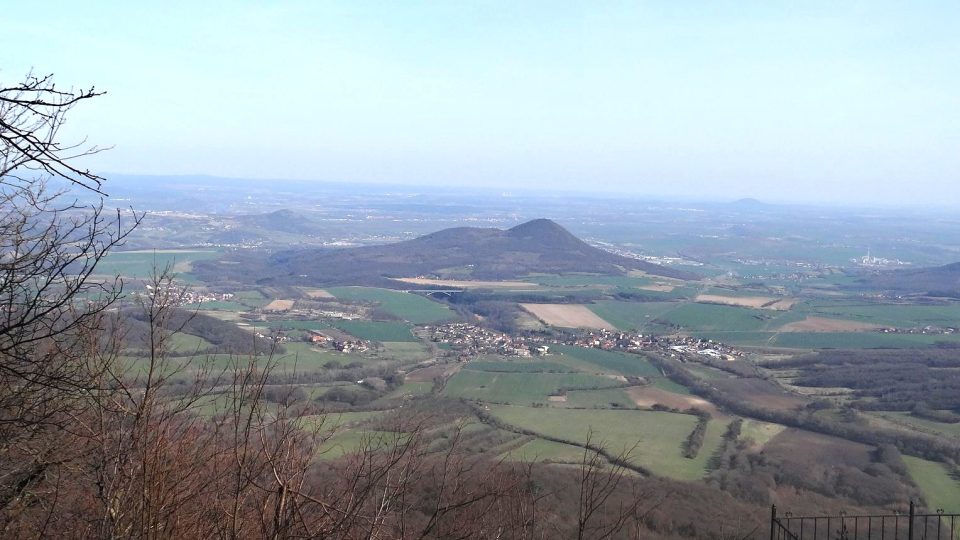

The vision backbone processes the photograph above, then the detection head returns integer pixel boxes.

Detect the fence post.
[908,500,915,540]
[770,505,777,540]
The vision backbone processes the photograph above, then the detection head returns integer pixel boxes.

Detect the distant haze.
[4,2,959,206]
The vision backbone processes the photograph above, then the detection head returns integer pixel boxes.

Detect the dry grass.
[405,363,462,383]
[520,304,615,330]
[778,316,883,332]
[627,386,719,415]
[695,294,796,311]
[637,284,675,292]
[264,299,296,311]
[393,277,540,289]
[711,378,808,413]
[301,288,335,299]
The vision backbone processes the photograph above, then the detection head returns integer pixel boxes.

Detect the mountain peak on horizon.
[506,218,583,248]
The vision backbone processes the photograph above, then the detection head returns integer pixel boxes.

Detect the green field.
[563,387,634,408]
[488,405,726,481]
[500,438,586,463]
[803,302,960,328]
[94,250,220,280]
[326,287,456,324]
[301,410,384,432]
[588,301,680,331]
[442,370,625,404]
[183,301,249,312]
[738,419,786,447]
[379,341,433,362]
[278,342,373,370]
[697,331,960,349]
[552,345,660,377]
[904,456,960,510]
[334,320,418,342]
[317,430,409,460]
[465,359,574,373]
[531,274,652,288]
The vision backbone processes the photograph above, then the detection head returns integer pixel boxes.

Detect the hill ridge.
[197,218,698,286]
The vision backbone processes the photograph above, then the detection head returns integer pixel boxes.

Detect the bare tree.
[0,70,139,525]
[577,431,666,540]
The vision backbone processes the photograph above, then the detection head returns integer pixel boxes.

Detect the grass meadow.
[326,287,456,324]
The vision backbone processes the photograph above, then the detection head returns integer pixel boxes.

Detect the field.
[778,316,883,332]
[489,405,727,481]
[300,288,335,299]
[695,294,795,311]
[801,301,960,328]
[697,330,960,349]
[441,370,625,404]
[264,299,296,311]
[326,287,455,324]
[710,378,808,413]
[333,320,418,342]
[379,341,433,362]
[500,438,586,464]
[903,456,960,510]
[738,419,786,447]
[520,303,615,329]
[530,274,652,288]
[392,277,540,289]
[870,411,960,438]
[93,249,220,280]
[626,386,718,415]
[588,301,679,331]
[551,345,661,377]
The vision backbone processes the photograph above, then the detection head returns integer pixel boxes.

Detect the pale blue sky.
[4,1,958,205]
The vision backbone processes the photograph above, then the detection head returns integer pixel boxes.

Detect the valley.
[96,179,960,532]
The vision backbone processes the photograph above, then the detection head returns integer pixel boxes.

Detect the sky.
[3,1,959,206]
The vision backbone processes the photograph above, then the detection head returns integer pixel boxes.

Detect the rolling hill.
[198,218,697,286]
[865,262,960,296]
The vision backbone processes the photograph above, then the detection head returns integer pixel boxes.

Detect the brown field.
[710,378,808,413]
[172,260,195,273]
[405,363,462,383]
[637,284,675,292]
[764,428,873,469]
[393,277,540,289]
[779,316,883,332]
[627,386,719,415]
[264,299,296,311]
[520,304,615,330]
[301,288,335,299]
[695,294,796,310]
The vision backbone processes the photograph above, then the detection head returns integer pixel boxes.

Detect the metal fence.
[771,502,960,540]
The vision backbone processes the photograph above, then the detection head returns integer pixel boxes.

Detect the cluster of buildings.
[424,323,742,362]
[181,289,234,305]
[423,323,547,358]
[876,325,958,335]
[305,330,370,353]
[142,284,234,306]
[557,329,743,361]
[851,249,911,268]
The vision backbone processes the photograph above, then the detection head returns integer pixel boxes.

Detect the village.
[422,322,745,363]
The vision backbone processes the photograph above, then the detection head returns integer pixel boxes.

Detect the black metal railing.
[771,502,960,540]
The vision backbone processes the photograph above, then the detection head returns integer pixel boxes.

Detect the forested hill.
[865,262,960,296]
[197,218,698,286]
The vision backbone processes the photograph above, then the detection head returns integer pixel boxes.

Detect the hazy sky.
[4,1,958,205]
